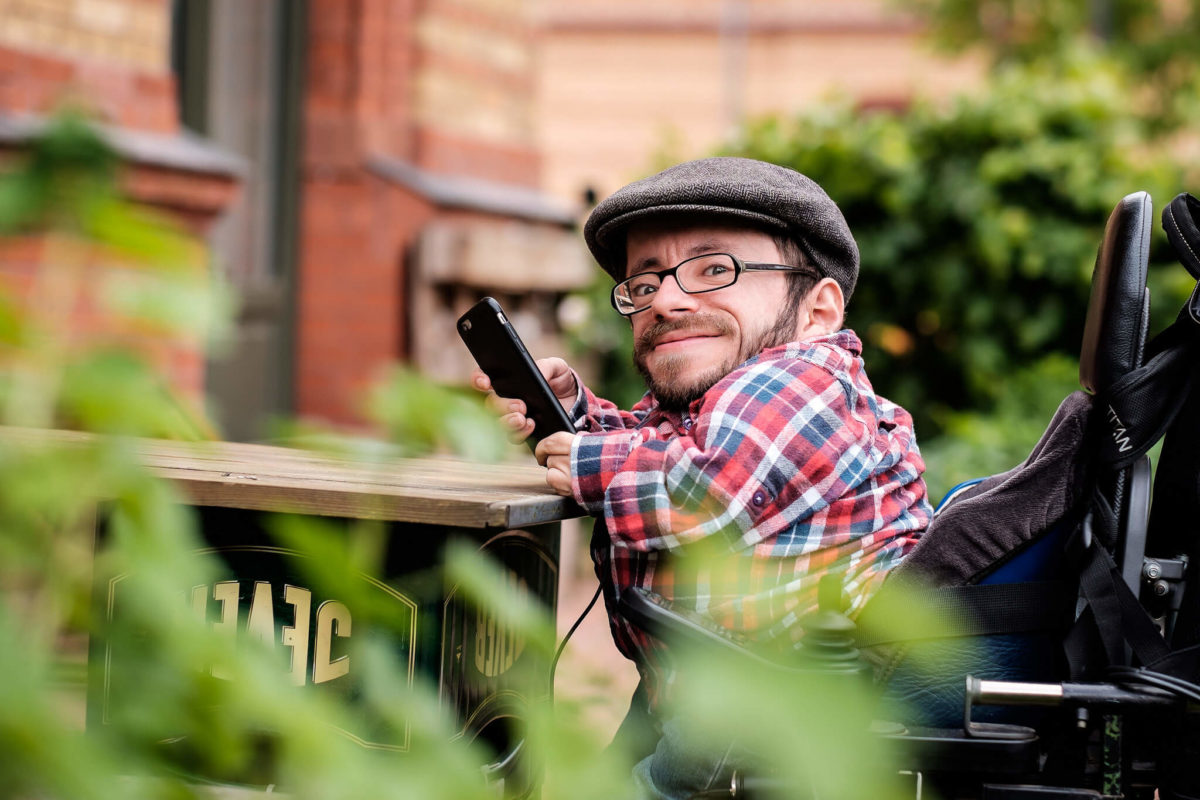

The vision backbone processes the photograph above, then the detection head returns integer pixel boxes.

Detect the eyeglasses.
[610,252,821,316]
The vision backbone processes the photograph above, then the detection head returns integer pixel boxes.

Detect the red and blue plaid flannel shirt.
[568,330,931,699]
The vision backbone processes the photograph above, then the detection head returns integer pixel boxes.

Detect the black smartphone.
[457,297,575,447]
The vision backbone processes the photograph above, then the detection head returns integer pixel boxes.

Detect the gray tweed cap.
[583,156,859,301]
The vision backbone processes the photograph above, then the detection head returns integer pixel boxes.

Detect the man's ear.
[796,278,845,339]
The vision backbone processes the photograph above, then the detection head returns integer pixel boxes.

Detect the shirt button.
[752,491,766,507]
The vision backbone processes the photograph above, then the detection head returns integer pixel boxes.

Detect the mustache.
[634,314,734,354]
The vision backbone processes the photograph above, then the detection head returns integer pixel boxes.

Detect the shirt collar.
[642,329,863,419]
[741,328,862,368]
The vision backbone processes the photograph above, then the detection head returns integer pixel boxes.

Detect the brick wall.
[414,0,539,184]
[0,0,176,132]
[0,233,207,401]
[295,0,554,426]
[305,0,417,173]
[295,174,432,422]
[0,0,237,409]
[297,0,417,424]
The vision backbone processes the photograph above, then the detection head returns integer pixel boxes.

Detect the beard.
[633,305,799,412]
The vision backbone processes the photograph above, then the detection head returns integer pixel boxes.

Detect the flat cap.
[584,156,859,301]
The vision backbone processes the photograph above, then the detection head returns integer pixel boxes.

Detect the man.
[473,157,931,797]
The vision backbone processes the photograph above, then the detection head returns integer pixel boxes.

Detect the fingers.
[486,394,532,441]
[474,361,577,428]
[536,358,579,405]
[471,368,532,438]
[535,432,575,496]
[537,357,569,383]
[490,394,526,418]
[534,431,574,464]
[544,461,572,496]
[505,415,535,443]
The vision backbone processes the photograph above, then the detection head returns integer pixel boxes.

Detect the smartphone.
[457,297,575,448]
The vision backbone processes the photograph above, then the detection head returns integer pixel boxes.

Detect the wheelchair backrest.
[1080,191,1152,395]
[887,191,1154,591]
[1079,192,1155,599]
[860,192,1158,725]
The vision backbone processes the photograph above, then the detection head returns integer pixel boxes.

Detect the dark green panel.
[87,506,560,781]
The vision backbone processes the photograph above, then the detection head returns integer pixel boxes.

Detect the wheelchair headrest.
[1079,191,1152,394]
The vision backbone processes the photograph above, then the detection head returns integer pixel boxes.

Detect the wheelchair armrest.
[616,586,783,670]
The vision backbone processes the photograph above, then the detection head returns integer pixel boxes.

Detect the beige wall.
[410,0,543,185]
[415,0,537,146]
[535,0,982,205]
[0,0,167,72]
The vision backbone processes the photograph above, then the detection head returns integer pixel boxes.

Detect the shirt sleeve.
[568,368,651,433]
[570,357,876,554]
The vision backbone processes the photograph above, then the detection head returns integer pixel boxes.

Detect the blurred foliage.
[0,113,540,799]
[917,352,1079,499]
[900,0,1200,132]
[0,112,228,440]
[0,112,931,800]
[884,0,1200,496]
[366,366,511,461]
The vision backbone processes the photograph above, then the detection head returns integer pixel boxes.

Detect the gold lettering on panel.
[281,585,312,686]
[473,572,526,677]
[246,581,276,646]
[313,600,351,684]
[190,585,207,619]
[211,581,240,679]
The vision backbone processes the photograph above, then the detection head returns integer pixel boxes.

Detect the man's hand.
[534,431,576,496]
[470,357,577,443]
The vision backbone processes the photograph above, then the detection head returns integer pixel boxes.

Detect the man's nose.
[650,274,699,317]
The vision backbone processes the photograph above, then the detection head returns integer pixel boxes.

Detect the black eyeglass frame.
[609,252,822,316]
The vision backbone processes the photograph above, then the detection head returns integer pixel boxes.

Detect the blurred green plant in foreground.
[0,113,943,800]
[0,112,543,799]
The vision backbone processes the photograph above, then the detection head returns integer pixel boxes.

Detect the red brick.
[413,126,540,186]
[0,235,208,406]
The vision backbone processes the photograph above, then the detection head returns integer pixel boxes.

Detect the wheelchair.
[617,190,1200,799]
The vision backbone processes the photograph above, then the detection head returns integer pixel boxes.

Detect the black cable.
[1108,666,1200,704]
[550,583,603,687]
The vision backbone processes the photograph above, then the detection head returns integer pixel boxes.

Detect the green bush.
[902,0,1200,132]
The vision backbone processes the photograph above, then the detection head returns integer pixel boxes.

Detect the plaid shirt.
[568,330,931,699]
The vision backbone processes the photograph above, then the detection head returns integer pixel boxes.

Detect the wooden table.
[58,432,584,788]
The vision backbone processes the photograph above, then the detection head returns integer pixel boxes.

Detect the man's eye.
[701,263,730,276]
[630,282,658,298]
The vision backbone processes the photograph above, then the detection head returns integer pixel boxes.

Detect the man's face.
[624,221,802,411]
